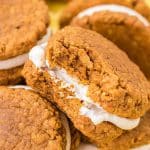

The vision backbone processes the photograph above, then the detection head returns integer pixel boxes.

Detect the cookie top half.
[0,0,49,60]
[46,26,150,118]
[0,86,67,150]
[59,0,150,27]
[71,4,150,78]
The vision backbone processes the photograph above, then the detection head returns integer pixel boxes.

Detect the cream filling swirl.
[0,28,51,70]
[76,4,149,26]
[29,43,140,130]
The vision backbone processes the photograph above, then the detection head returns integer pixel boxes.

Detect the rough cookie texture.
[0,66,23,85]
[102,110,150,150]
[23,61,124,147]
[71,11,150,79]
[23,27,150,147]
[46,26,150,118]
[81,110,150,149]
[59,0,150,27]
[0,0,49,60]
[0,87,67,150]
[0,0,49,85]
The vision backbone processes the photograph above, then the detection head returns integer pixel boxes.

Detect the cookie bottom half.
[0,65,23,85]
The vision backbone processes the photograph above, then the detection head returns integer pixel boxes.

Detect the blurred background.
[46,0,150,32]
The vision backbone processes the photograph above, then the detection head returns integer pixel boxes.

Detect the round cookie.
[105,110,150,150]
[0,86,71,150]
[59,0,150,27]
[71,4,150,79]
[79,110,150,150]
[0,0,50,85]
[23,26,150,147]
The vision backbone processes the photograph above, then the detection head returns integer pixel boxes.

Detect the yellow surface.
[145,0,150,7]
[47,1,66,32]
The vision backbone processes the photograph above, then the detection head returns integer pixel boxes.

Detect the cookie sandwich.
[79,110,150,150]
[71,4,150,78]
[0,85,77,150]
[59,0,150,27]
[0,0,50,85]
[23,26,150,147]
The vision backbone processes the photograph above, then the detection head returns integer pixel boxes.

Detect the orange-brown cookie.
[0,0,50,85]
[79,110,150,150]
[104,110,150,150]
[23,26,150,147]
[0,86,73,150]
[71,4,150,79]
[59,0,150,27]
[48,0,70,1]
[0,66,23,85]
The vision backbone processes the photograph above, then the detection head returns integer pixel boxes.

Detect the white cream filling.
[60,113,71,150]
[0,28,51,70]
[132,144,150,150]
[9,85,32,90]
[29,43,47,69]
[80,103,140,130]
[29,43,140,130]
[0,53,29,70]
[77,4,150,27]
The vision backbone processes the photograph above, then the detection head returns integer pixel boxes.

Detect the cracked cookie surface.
[23,26,150,147]
[71,11,150,79]
[46,26,150,118]
[23,60,124,147]
[0,0,49,60]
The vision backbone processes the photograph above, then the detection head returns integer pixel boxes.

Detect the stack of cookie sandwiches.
[23,26,150,149]
[0,1,81,150]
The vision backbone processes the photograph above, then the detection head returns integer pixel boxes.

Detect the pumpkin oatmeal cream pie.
[78,110,150,150]
[104,110,150,150]
[71,4,150,79]
[59,0,150,27]
[0,85,80,150]
[0,0,50,85]
[23,26,150,147]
